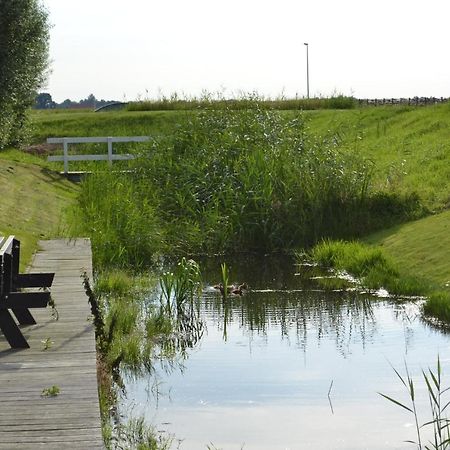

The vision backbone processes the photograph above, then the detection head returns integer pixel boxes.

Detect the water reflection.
[119,255,450,450]
[203,290,381,358]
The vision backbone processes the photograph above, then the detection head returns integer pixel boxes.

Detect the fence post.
[63,138,69,174]
[107,137,113,167]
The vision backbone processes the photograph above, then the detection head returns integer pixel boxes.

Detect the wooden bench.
[0,236,54,348]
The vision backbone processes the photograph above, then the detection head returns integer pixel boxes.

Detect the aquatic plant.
[108,416,172,450]
[423,292,450,323]
[380,357,450,449]
[159,257,202,309]
[158,258,204,355]
[220,262,230,302]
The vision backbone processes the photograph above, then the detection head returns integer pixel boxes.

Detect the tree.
[35,92,55,109]
[0,0,50,149]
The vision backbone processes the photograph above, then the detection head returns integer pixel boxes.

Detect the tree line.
[35,93,120,110]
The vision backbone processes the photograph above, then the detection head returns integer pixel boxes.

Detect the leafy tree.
[0,0,50,149]
[35,92,55,109]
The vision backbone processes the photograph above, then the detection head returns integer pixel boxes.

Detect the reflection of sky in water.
[120,258,450,449]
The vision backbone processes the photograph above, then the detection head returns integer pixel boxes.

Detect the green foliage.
[126,94,356,112]
[72,170,163,269]
[159,257,202,308]
[0,0,50,149]
[109,416,172,450]
[74,101,422,266]
[424,292,450,323]
[41,385,60,397]
[306,239,428,296]
[380,357,450,449]
[220,262,230,301]
[305,103,450,211]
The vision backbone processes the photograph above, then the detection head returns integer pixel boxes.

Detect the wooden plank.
[0,239,104,449]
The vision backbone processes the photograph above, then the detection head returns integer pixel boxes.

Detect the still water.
[120,256,450,449]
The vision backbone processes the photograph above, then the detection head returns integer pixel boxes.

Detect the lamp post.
[304,42,310,99]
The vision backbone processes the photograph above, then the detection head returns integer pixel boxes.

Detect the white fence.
[47,136,150,174]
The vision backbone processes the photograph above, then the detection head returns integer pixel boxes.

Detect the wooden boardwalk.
[0,239,104,449]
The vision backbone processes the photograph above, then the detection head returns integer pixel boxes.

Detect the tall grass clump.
[423,292,450,323]
[158,258,204,355]
[305,239,428,296]
[72,170,163,269]
[380,357,450,449]
[75,99,423,264]
[109,416,172,450]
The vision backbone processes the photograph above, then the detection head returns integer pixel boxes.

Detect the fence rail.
[358,97,448,107]
[47,136,150,174]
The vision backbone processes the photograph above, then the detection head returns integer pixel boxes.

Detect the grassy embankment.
[302,103,450,318]
[0,149,78,267]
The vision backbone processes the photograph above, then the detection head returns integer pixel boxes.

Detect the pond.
[119,256,450,449]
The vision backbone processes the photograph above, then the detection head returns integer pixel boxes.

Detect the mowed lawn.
[365,209,450,289]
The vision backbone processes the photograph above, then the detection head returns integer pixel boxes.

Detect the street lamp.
[304,43,310,99]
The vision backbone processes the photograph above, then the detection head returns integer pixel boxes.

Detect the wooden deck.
[0,239,104,449]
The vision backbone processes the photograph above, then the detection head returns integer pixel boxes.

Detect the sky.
[42,0,450,103]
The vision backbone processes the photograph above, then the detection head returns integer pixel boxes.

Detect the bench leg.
[0,310,30,348]
[12,308,36,325]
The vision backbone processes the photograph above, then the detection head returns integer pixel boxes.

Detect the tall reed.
[380,357,450,449]
[75,99,423,267]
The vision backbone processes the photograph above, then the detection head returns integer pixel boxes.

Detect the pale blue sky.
[43,0,450,103]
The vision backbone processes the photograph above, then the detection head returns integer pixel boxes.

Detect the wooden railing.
[47,136,150,174]
[0,236,54,348]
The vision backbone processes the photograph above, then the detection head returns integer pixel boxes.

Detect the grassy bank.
[0,149,78,266]
[365,209,450,288]
[303,239,431,296]
[305,102,450,211]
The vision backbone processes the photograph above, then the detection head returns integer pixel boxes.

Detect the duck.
[213,283,248,296]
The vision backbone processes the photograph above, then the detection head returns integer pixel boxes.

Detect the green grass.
[365,209,450,289]
[304,102,450,211]
[126,94,356,112]
[305,239,429,296]
[0,149,78,267]
[29,109,182,143]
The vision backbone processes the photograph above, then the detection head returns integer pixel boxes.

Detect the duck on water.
[213,283,248,296]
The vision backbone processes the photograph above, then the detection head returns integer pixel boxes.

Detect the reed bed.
[74,101,422,268]
[126,94,356,112]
